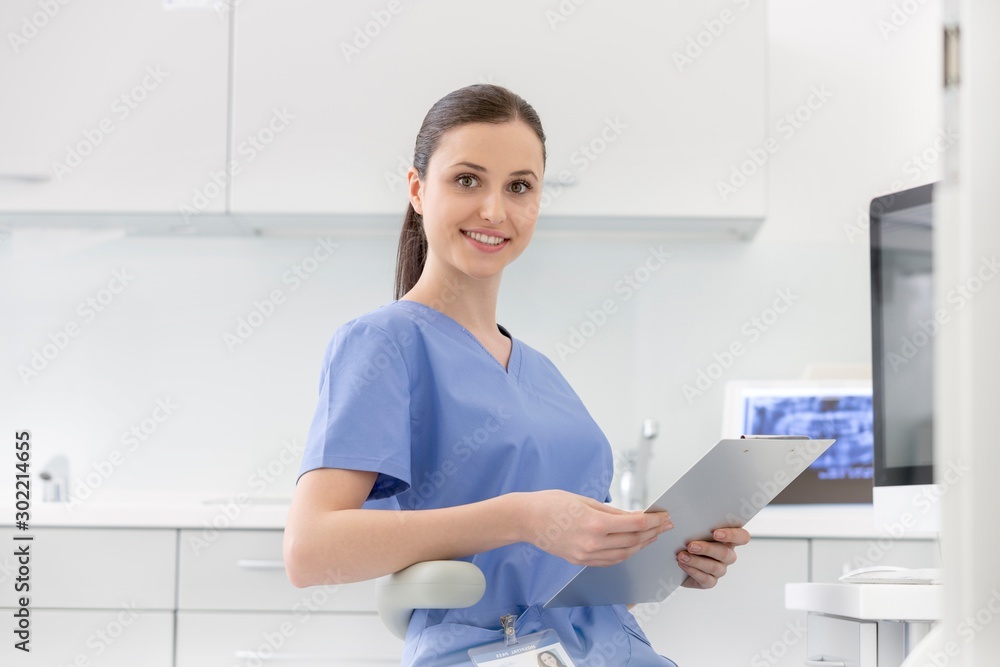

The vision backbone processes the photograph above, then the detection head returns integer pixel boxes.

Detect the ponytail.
[394,203,427,301]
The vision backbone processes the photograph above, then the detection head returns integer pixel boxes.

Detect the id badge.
[468,615,576,667]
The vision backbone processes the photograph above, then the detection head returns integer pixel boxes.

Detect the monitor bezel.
[869,181,936,487]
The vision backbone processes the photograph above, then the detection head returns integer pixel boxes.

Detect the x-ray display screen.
[741,392,873,504]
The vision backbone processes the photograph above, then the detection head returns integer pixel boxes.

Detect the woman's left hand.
[678,527,751,589]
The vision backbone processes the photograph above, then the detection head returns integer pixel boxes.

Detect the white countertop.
[0,494,938,539]
[786,582,943,621]
[0,490,292,530]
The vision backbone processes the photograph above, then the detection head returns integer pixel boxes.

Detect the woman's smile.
[461,228,510,252]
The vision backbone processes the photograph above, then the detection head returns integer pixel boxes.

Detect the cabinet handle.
[236,559,286,570]
[804,660,846,667]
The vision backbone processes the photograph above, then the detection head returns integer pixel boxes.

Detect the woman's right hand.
[519,490,673,566]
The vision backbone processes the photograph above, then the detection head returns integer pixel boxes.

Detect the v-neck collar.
[393,300,522,380]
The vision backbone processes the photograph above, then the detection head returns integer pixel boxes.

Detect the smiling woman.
[283,84,748,667]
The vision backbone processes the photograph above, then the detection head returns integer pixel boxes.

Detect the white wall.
[0,0,941,508]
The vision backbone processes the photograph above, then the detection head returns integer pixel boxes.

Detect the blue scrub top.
[297,300,678,666]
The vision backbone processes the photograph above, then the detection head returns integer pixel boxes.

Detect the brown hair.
[393,84,546,300]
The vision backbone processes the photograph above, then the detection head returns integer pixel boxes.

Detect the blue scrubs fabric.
[297,300,678,667]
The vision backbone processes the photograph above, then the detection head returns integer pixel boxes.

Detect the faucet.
[38,455,70,502]
[618,419,658,511]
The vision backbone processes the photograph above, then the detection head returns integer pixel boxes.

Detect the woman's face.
[540,652,558,666]
[408,120,544,283]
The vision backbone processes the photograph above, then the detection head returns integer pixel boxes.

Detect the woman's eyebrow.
[450,161,538,180]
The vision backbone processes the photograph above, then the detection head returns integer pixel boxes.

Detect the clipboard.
[543,436,836,608]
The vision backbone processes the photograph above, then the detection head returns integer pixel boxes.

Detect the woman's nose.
[480,190,506,224]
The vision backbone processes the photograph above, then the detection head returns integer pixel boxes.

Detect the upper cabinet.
[229,0,766,221]
[0,1,229,212]
[1,0,765,228]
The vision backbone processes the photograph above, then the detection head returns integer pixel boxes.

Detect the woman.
[284,84,749,666]
[537,650,569,667]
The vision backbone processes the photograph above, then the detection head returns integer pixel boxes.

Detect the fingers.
[602,509,672,535]
[712,527,751,546]
[684,539,738,566]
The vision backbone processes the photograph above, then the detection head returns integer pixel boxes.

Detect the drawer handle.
[236,559,286,570]
[804,660,846,667]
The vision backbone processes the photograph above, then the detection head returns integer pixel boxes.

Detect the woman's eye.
[457,174,478,188]
[510,180,532,194]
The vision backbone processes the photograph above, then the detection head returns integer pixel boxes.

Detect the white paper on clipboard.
[543,436,836,608]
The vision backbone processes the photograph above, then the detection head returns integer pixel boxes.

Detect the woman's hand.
[677,527,751,589]
[520,490,673,567]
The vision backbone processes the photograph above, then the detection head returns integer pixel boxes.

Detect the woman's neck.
[400,261,503,339]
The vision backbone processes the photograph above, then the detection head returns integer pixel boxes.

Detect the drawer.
[0,608,173,666]
[178,529,378,611]
[176,611,404,666]
[0,526,176,609]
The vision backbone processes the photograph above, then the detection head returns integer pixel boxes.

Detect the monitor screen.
[722,380,874,504]
[870,182,935,487]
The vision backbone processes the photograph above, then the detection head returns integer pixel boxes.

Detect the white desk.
[785,583,942,666]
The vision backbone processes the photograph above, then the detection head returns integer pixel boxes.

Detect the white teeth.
[464,230,506,246]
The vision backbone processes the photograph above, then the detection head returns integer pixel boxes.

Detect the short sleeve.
[296,320,412,501]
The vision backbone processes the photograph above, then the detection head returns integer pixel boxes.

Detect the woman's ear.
[407,167,423,216]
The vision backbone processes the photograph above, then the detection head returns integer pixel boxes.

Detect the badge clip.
[500,613,518,646]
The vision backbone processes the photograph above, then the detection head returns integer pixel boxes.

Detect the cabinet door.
[0,0,229,212]
[810,539,942,583]
[0,608,173,667]
[0,526,176,609]
[177,529,379,611]
[176,611,404,666]
[633,538,809,667]
[230,0,765,220]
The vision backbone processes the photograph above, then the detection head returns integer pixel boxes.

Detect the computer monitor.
[869,181,940,534]
[721,379,874,504]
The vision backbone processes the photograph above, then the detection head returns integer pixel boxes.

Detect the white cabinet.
[0,609,174,667]
[176,528,379,611]
[0,526,176,666]
[175,529,405,666]
[230,0,766,220]
[176,611,403,667]
[634,538,810,667]
[0,0,229,212]
[0,526,176,609]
